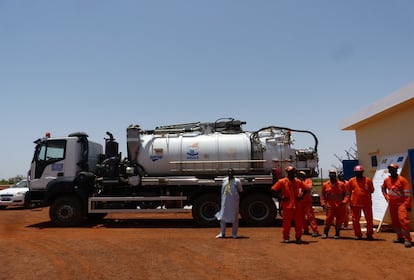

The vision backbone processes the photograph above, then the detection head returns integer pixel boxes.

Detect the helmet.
[388,163,399,169]
[298,171,306,178]
[328,169,337,174]
[285,166,296,172]
[354,165,364,172]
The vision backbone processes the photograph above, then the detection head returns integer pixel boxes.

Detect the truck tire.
[49,195,84,227]
[240,193,277,226]
[192,193,220,227]
[23,192,35,209]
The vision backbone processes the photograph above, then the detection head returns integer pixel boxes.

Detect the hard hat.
[328,169,337,174]
[285,166,296,172]
[388,163,399,169]
[353,165,364,172]
[297,171,306,178]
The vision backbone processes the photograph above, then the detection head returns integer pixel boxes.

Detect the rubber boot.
[334,228,340,239]
[321,226,330,239]
[393,237,404,243]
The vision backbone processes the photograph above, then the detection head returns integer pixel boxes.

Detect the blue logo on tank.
[150,155,163,162]
[186,149,199,159]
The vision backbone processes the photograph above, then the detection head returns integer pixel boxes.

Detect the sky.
[1,0,414,180]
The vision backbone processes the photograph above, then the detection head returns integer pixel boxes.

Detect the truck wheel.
[192,193,220,227]
[240,193,277,226]
[49,195,83,227]
[23,192,35,209]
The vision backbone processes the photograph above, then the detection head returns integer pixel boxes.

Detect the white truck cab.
[28,132,102,202]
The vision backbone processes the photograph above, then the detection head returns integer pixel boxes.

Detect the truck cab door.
[29,138,80,190]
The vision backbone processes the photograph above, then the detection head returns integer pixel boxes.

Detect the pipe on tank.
[127,124,141,163]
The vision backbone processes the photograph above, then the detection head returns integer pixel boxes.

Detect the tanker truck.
[27,118,319,227]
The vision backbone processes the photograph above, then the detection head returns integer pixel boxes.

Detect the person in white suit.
[215,168,243,239]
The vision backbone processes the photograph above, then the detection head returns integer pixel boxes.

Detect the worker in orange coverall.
[272,165,283,217]
[338,172,351,229]
[320,169,347,239]
[271,166,309,244]
[347,165,375,240]
[271,166,282,184]
[297,171,320,237]
[381,163,412,248]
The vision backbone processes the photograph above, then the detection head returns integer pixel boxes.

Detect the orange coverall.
[271,177,308,241]
[301,178,319,235]
[339,179,351,228]
[382,175,412,242]
[320,180,347,230]
[347,176,375,238]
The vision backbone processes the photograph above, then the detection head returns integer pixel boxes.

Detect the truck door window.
[38,140,66,162]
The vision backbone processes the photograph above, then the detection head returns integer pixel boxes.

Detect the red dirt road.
[1,206,413,280]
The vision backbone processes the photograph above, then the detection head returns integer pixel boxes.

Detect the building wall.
[354,104,414,230]
[341,84,414,230]
[355,104,414,180]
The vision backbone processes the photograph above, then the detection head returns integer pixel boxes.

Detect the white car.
[0,180,29,209]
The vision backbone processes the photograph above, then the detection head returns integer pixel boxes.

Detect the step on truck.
[27,118,319,227]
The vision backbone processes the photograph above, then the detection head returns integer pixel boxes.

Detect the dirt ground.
[1,207,413,280]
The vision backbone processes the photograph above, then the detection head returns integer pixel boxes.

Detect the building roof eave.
[339,82,414,131]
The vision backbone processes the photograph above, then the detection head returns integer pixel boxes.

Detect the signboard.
[371,153,407,232]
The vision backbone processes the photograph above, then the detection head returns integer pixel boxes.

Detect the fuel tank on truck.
[137,132,254,177]
[126,119,316,178]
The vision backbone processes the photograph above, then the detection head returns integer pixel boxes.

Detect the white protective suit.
[215,176,243,238]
